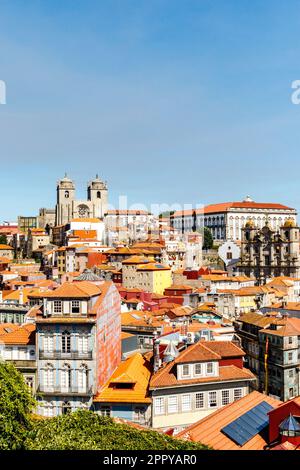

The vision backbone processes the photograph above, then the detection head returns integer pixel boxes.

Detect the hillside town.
[2,175,300,451]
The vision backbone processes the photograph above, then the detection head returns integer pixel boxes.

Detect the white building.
[171,197,297,242]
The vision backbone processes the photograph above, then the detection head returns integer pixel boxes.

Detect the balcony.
[39,350,93,360]
[37,385,93,396]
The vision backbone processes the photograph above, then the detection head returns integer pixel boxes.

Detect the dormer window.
[54,300,62,314]
[182,364,190,377]
[194,363,202,376]
[206,362,214,375]
[71,300,80,314]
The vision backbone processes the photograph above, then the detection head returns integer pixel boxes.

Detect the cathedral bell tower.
[87,174,108,219]
[55,174,75,225]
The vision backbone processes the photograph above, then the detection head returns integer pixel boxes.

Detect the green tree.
[202,227,213,250]
[25,410,210,450]
[0,361,35,450]
[0,235,7,245]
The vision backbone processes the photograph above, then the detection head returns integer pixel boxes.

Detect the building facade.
[238,219,300,284]
[34,280,121,416]
[170,197,297,242]
[55,174,108,226]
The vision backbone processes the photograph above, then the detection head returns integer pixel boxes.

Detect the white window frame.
[233,388,243,401]
[182,364,190,377]
[154,397,165,415]
[206,362,214,376]
[167,396,178,414]
[194,363,203,376]
[208,391,217,408]
[181,394,191,412]
[221,389,230,406]
[53,300,62,314]
[195,392,204,409]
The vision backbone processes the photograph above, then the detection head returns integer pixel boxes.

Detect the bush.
[25,410,209,450]
[0,361,35,449]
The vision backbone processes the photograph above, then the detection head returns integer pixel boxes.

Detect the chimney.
[153,336,161,373]
[19,288,24,305]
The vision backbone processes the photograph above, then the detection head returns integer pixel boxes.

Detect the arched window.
[61,401,71,415]
[78,364,88,391]
[61,363,71,390]
[62,330,71,353]
[65,191,69,198]
[97,191,101,199]
[44,363,54,389]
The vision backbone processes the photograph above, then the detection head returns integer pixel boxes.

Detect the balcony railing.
[39,350,93,360]
[37,385,93,396]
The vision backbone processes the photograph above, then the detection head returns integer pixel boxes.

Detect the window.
[182,364,190,377]
[100,406,111,417]
[62,330,71,353]
[61,364,71,390]
[54,300,62,313]
[71,300,80,314]
[289,388,294,399]
[44,364,54,388]
[78,364,88,391]
[168,396,178,413]
[289,337,293,344]
[62,401,71,415]
[78,335,88,354]
[154,397,164,415]
[181,394,191,411]
[43,403,54,417]
[289,369,294,378]
[44,334,54,353]
[288,352,293,362]
[194,363,202,376]
[206,362,214,375]
[133,407,146,423]
[208,391,217,408]
[222,390,230,406]
[233,388,242,401]
[195,392,204,409]
[97,191,101,199]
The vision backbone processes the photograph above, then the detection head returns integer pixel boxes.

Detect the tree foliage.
[0,361,35,450]
[0,234,7,245]
[202,227,214,250]
[25,410,210,450]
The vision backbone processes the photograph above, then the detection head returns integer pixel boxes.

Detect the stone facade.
[55,174,108,226]
[238,219,300,285]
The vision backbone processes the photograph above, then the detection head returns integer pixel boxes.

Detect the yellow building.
[136,263,172,295]
[122,256,172,294]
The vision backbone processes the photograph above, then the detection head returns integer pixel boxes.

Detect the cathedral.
[238,218,300,284]
[55,174,108,225]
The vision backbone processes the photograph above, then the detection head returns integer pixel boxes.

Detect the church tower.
[55,174,75,225]
[87,175,108,219]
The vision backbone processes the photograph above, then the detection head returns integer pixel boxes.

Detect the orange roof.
[0,244,13,250]
[137,263,170,271]
[0,323,35,345]
[261,317,300,337]
[93,353,151,404]
[4,287,44,303]
[71,218,101,223]
[0,257,11,264]
[176,391,282,450]
[41,281,101,299]
[150,363,255,389]
[72,230,97,240]
[172,202,294,218]
[123,256,155,265]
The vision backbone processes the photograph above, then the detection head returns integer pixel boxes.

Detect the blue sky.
[1,0,300,220]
